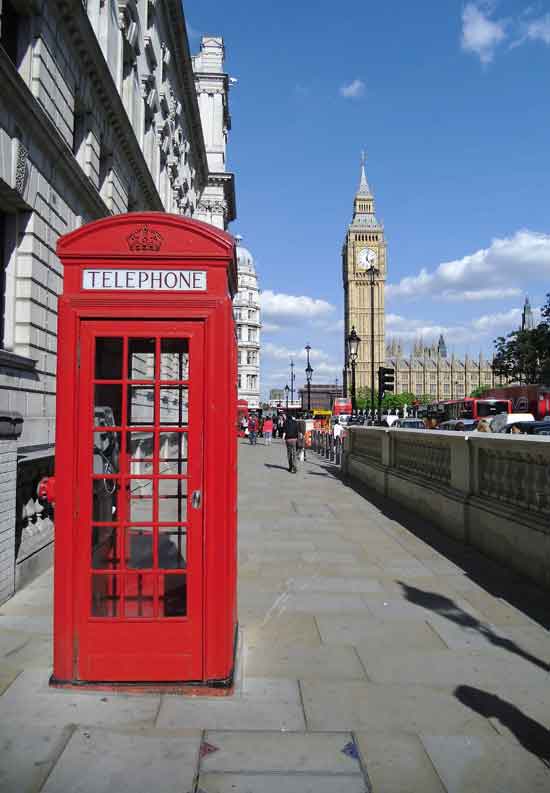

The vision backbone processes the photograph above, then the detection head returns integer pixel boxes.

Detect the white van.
[487,413,535,433]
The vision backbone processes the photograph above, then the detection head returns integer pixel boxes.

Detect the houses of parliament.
[343,156,507,401]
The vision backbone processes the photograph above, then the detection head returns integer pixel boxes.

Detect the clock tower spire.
[343,154,387,394]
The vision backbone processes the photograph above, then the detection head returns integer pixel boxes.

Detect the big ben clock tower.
[343,154,386,392]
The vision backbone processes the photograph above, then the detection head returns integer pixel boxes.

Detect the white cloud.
[525,13,550,44]
[260,290,335,320]
[386,306,533,347]
[340,79,365,99]
[262,321,282,333]
[387,230,550,302]
[461,3,507,64]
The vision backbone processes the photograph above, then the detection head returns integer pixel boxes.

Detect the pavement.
[0,438,549,792]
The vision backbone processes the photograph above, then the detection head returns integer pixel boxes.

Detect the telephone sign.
[49,213,238,691]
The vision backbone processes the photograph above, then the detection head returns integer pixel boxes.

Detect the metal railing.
[310,430,344,467]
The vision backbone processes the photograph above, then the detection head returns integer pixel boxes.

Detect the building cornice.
[55,0,164,210]
[0,50,108,217]
[165,0,209,187]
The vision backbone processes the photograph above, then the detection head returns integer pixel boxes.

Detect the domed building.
[234,236,261,408]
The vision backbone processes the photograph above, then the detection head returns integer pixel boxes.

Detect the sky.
[186,1,550,398]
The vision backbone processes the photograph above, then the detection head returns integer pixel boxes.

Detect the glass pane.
[160,339,189,380]
[124,573,154,618]
[126,527,153,570]
[128,478,153,522]
[159,387,188,425]
[95,385,122,427]
[158,527,187,569]
[128,387,155,425]
[159,432,188,475]
[127,432,154,476]
[128,338,155,380]
[92,478,118,522]
[93,431,120,475]
[160,574,187,617]
[92,526,118,569]
[95,338,123,380]
[91,574,120,617]
[158,478,187,522]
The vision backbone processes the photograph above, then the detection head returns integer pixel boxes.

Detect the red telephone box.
[50,213,238,689]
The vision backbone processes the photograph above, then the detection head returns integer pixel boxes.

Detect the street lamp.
[284,384,290,410]
[290,360,295,405]
[367,264,377,422]
[305,344,313,413]
[347,326,361,413]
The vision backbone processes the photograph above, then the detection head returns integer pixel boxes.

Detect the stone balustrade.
[343,427,550,590]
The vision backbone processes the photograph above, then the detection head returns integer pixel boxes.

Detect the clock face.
[358,247,377,268]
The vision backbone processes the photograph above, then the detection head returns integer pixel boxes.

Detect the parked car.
[501,420,550,436]
[392,418,426,429]
[488,413,535,433]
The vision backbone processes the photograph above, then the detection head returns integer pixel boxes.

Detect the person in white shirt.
[333,419,343,439]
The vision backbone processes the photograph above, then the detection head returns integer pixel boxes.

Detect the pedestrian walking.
[247,414,258,445]
[282,413,299,473]
[333,418,343,440]
[297,415,307,463]
[263,415,273,445]
[277,414,285,439]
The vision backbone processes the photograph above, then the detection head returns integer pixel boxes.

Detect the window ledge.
[0,350,37,372]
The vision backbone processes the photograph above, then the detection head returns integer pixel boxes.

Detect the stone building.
[233,237,260,409]
[342,155,504,403]
[385,336,505,401]
[342,154,386,391]
[0,0,233,602]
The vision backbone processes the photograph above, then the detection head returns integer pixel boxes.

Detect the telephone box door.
[76,321,204,682]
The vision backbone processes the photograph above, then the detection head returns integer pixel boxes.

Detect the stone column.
[0,412,23,605]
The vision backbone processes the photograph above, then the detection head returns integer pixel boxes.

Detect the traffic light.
[378,366,395,397]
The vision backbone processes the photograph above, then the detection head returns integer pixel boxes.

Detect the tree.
[493,324,550,384]
[470,385,491,398]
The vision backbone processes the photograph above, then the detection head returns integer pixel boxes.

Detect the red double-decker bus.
[424,397,512,427]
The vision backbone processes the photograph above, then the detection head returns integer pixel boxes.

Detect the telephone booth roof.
[57,212,238,298]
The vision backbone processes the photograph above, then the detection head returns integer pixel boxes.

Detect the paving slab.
[0,628,31,657]
[41,727,201,793]
[244,644,366,680]
[421,734,550,793]
[356,648,550,689]
[279,591,368,614]
[156,677,306,731]
[355,730,446,793]
[0,722,72,793]
[300,680,497,735]
[197,772,367,793]
[287,576,383,594]
[0,669,160,728]
[245,614,321,649]
[0,662,21,694]
[0,615,52,634]
[460,590,536,627]
[201,731,361,774]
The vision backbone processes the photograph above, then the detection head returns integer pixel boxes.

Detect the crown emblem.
[127,226,164,252]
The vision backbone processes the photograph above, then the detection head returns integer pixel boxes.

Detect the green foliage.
[470,385,491,398]
[493,295,550,384]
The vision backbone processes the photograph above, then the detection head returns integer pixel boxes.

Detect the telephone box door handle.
[192,490,201,509]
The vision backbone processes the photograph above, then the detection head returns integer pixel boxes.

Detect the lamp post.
[290,359,295,406]
[305,344,313,413]
[367,264,377,422]
[347,326,361,413]
[284,384,290,410]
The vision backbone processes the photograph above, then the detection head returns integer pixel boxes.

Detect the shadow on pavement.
[399,582,550,674]
[455,685,550,767]
[336,469,550,631]
[264,463,289,472]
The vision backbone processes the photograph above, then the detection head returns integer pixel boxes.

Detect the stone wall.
[344,427,550,590]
